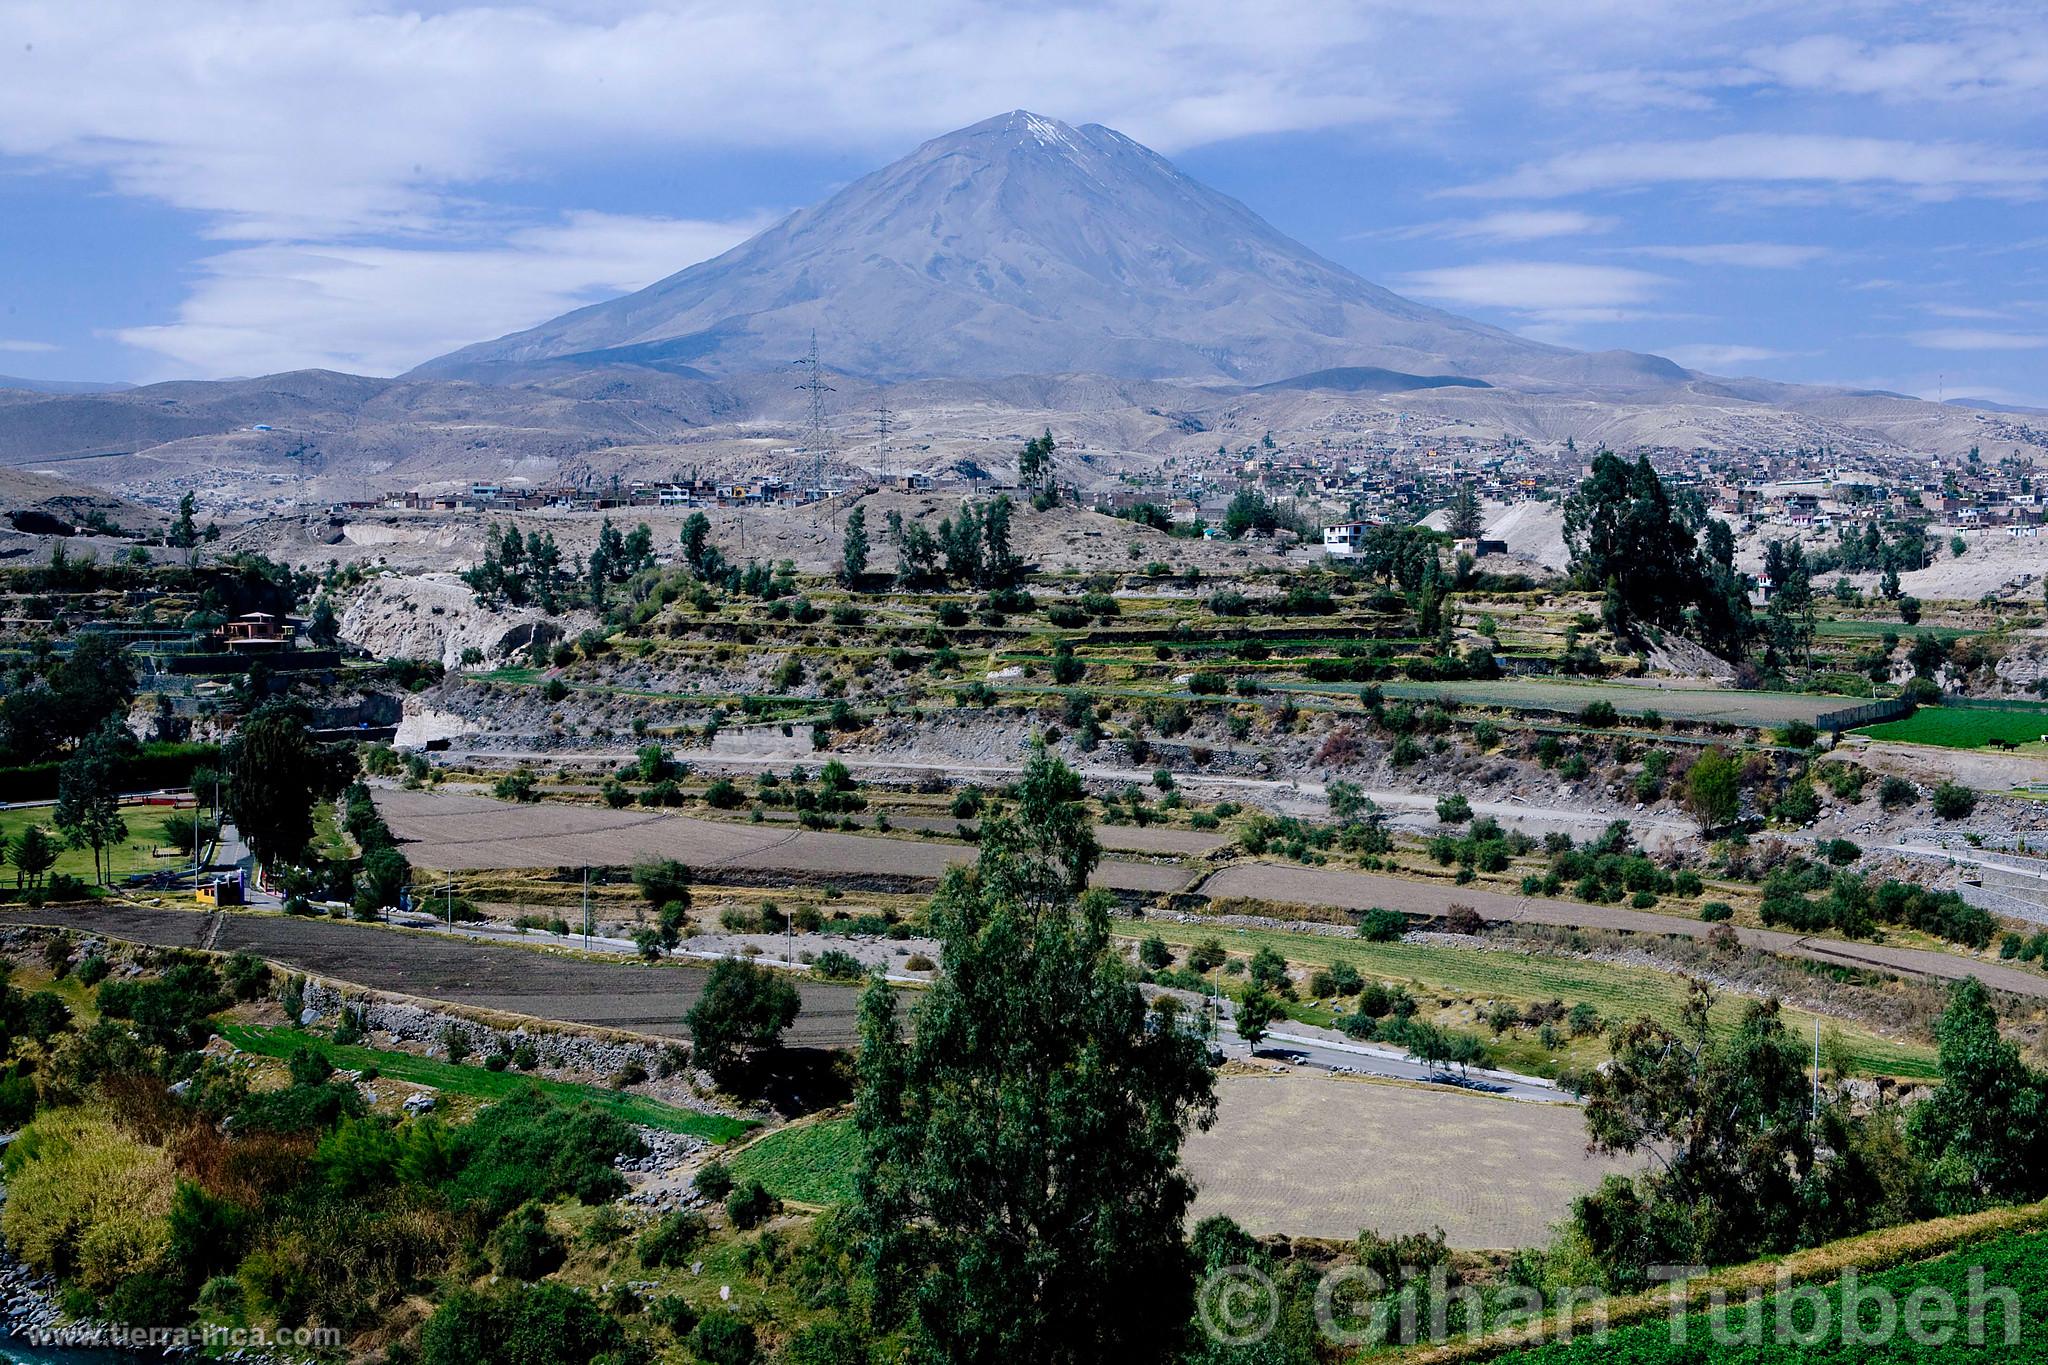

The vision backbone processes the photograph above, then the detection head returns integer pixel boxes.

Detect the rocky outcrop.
[338,573,593,667]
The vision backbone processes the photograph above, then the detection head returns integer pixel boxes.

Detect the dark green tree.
[840,504,870,586]
[224,701,355,871]
[1447,482,1483,540]
[1573,982,1821,1284]
[168,492,200,549]
[1018,428,1057,504]
[1910,977,2048,1210]
[1563,452,1752,657]
[54,718,132,883]
[10,825,57,889]
[852,747,1216,1364]
[684,956,800,1085]
[306,596,339,645]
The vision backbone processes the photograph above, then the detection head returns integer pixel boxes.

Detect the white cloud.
[1908,329,2048,351]
[1625,243,1828,268]
[1744,31,2048,103]
[1920,303,2009,320]
[0,340,59,353]
[1459,134,2048,200]
[1391,209,1617,243]
[114,211,769,379]
[1393,262,1668,324]
[1657,343,1791,371]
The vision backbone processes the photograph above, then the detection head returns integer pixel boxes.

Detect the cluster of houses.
[331,471,934,517]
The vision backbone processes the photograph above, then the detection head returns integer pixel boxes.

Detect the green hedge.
[0,742,220,803]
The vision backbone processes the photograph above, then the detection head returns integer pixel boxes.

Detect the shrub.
[491,1203,565,1280]
[1,1107,175,1293]
[1434,793,1472,824]
[811,949,863,981]
[420,1283,623,1365]
[1930,782,1976,819]
[1878,775,1918,809]
[637,1209,709,1268]
[904,954,936,973]
[1138,935,1173,969]
[1357,908,1407,942]
[689,1314,760,1365]
[1579,700,1619,728]
[633,857,693,905]
[445,1089,641,1217]
[725,1177,780,1230]
[694,1159,735,1201]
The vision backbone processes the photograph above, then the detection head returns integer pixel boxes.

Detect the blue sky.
[1,1,2044,403]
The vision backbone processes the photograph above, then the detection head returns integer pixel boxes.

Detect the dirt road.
[2,902,865,1046]
[1195,862,2048,999]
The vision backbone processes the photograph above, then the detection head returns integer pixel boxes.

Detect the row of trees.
[881,498,1023,590]
[462,519,657,612]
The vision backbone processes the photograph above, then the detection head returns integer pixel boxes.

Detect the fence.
[1815,697,1913,733]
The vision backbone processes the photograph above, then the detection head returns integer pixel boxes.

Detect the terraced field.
[376,788,1195,893]
[1121,917,1941,1080]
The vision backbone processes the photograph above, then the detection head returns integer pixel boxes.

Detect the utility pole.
[582,867,591,949]
[875,398,892,484]
[1811,1016,1820,1126]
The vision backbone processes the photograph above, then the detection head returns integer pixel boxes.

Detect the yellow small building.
[195,876,244,907]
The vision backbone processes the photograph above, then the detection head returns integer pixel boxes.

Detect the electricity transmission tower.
[875,398,892,483]
[793,330,834,495]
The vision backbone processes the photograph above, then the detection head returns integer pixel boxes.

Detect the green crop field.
[1860,705,2048,751]
[1118,919,1939,1080]
[218,1022,753,1141]
[729,1115,861,1206]
[1490,1225,2048,1363]
[1358,678,1851,727]
[1814,618,1975,642]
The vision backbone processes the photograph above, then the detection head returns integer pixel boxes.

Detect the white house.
[1322,521,1371,556]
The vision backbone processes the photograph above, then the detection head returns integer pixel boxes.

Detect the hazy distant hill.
[0,374,133,396]
[413,111,1685,391]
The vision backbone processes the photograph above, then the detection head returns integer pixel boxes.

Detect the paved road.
[1195,862,2048,1000]
[0,902,865,1046]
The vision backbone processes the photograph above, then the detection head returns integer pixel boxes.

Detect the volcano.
[412,111,1683,391]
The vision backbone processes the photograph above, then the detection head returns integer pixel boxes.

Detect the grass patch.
[216,1022,752,1142]
[1860,704,2048,750]
[0,802,171,886]
[1118,919,1938,1081]
[728,1115,859,1206]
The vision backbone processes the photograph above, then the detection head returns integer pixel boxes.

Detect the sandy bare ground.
[1185,1071,1629,1246]
[376,789,1196,893]
[1195,862,2048,999]
[1847,738,2048,791]
[1,902,864,1045]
